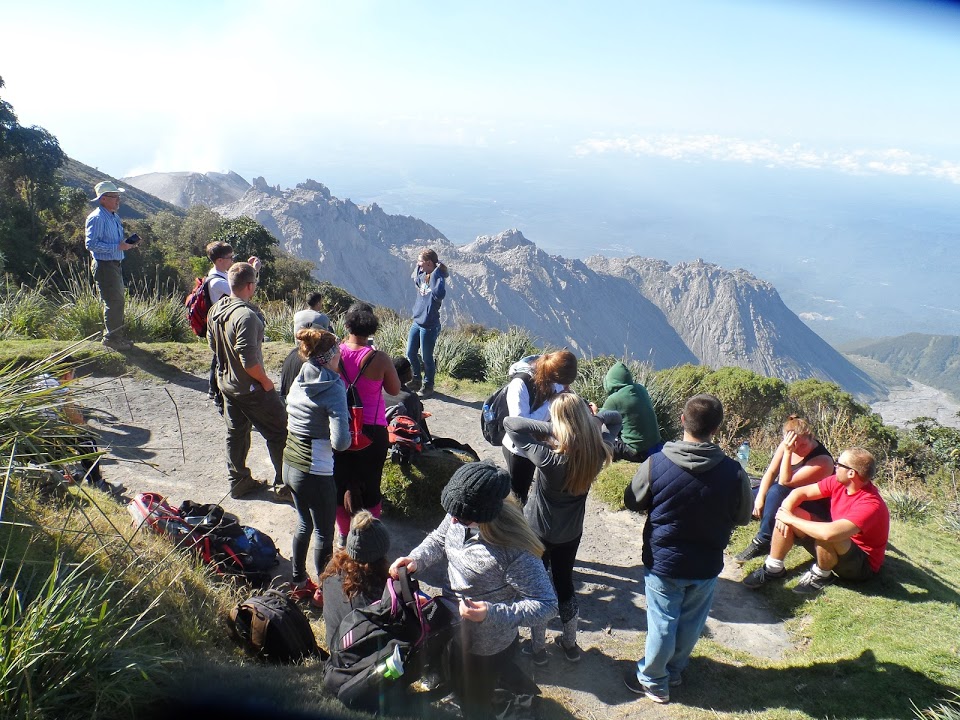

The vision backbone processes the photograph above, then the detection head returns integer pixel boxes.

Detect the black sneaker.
[554,636,581,662]
[410,376,423,392]
[521,641,548,666]
[623,669,669,703]
[742,563,787,589]
[735,538,771,564]
[793,568,833,596]
[230,476,266,499]
[418,384,434,398]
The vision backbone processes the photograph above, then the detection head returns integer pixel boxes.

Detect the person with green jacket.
[601,361,663,462]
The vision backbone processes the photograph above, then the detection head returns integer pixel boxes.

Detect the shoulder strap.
[342,348,378,390]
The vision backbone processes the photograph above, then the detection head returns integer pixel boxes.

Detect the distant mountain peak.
[123,169,251,209]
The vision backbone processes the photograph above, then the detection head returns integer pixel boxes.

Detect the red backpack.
[185,277,212,337]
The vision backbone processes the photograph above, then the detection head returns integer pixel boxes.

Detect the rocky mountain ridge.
[123,170,250,209]
[211,177,880,397]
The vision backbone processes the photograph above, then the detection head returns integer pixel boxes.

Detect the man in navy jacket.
[623,393,751,704]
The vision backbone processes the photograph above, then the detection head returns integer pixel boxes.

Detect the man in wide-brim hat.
[85,181,138,350]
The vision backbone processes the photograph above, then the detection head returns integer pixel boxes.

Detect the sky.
[3,0,960,186]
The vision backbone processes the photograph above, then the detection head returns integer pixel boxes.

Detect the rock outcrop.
[210,177,880,396]
[123,171,251,209]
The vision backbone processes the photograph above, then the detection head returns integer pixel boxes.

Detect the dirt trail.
[82,370,792,718]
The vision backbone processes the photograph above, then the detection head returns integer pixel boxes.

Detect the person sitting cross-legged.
[742,447,889,596]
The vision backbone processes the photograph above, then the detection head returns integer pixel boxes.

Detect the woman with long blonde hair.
[504,392,618,663]
[390,462,556,720]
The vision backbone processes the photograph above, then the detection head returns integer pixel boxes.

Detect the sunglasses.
[836,461,856,473]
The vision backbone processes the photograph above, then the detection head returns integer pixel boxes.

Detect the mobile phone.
[126,233,141,245]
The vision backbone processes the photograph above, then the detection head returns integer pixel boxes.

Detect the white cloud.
[799,312,834,322]
[574,134,960,185]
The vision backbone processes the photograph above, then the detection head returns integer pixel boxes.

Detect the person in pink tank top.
[333,303,401,540]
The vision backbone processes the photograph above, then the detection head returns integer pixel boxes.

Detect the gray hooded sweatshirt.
[284,361,350,475]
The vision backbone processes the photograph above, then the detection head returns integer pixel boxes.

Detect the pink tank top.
[339,344,386,426]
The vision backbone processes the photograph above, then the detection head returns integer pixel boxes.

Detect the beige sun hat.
[91,181,125,201]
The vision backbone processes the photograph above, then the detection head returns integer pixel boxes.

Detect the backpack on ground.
[322,567,459,712]
[127,493,279,586]
[228,589,323,663]
[480,356,540,447]
[386,408,424,466]
[185,276,212,337]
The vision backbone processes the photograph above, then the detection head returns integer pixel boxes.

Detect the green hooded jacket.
[600,361,662,453]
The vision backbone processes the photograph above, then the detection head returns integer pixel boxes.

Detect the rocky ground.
[81,368,793,719]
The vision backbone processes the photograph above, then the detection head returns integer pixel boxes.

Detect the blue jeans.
[757,482,831,544]
[636,570,718,696]
[406,322,440,386]
[282,463,336,583]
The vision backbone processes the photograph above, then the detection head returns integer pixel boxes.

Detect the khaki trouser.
[92,259,125,341]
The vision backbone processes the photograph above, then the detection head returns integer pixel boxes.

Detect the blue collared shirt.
[84,206,125,261]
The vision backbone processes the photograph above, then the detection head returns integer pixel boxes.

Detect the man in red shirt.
[742,447,889,595]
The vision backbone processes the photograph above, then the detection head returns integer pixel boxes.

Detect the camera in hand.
[126,233,141,245]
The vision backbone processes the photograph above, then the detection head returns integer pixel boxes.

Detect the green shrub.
[262,301,295,345]
[126,291,192,343]
[435,331,486,381]
[371,311,407,359]
[0,281,53,339]
[482,327,538,385]
[381,449,469,520]
[915,693,960,720]
[590,461,638,511]
[886,490,932,524]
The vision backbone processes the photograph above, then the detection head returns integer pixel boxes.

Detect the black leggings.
[542,534,583,606]
[502,447,536,504]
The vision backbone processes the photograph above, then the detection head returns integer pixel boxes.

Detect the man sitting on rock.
[742,447,889,596]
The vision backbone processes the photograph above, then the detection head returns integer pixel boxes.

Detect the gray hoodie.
[284,362,350,474]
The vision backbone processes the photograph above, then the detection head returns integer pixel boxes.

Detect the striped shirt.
[84,206,125,261]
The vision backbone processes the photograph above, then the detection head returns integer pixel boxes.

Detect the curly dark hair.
[344,302,379,338]
[319,549,389,601]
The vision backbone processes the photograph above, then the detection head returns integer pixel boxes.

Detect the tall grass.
[482,327,538,385]
[434,330,486,381]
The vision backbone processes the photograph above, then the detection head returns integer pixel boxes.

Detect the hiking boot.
[670,675,683,688]
[410,376,423,392]
[273,484,294,503]
[310,587,324,610]
[554,636,582,662]
[289,578,318,602]
[521,641,548,666]
[418,384,434,398]
[230,476,266,499]
[735,538,771,564]
[623,669,669,704]
[793,568,834,596]
[742,563,787,589]
[102,336,133,351]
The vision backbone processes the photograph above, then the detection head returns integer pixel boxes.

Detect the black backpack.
[228,589,324,663]
[322,567,459,712]
[480,369,539,446]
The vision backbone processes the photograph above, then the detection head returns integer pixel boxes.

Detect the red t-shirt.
[818,475,890,572]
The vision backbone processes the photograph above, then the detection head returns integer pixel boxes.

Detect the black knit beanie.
[346,517,390,563]
[441,462,511,524]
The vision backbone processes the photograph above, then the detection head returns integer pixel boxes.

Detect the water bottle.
[482,402,496,424]
[737,441,750,470]
[376,644,405,680]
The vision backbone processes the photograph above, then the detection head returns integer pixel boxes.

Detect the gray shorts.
[798,536,875,581]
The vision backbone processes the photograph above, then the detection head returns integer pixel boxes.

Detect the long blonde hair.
[550,393,612,495]
[478,495,544,558]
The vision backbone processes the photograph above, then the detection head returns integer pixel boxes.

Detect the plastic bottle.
[376,644,405,680]
[482,402,495,424]
[737,441,750,470]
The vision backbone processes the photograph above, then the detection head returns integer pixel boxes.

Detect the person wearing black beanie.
[390,462,557,720]
[319,511,391,649]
